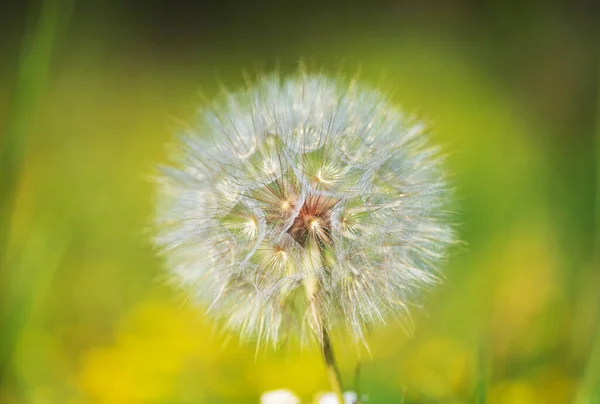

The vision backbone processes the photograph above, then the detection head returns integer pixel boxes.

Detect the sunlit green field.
[1,2,598,403]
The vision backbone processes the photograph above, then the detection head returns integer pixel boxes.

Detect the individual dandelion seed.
[153,71,455,402]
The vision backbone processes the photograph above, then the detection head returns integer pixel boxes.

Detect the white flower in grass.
[154,72,455,347]
[261,389,301,404]
[318,391,359,404]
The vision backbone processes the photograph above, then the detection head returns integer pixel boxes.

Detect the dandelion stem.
[303,239,346,404]
[321,327,346,404]
[308,298,345,404]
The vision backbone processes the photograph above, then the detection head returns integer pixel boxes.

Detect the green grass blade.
[575,54,600,404]
[475,342,488,404]
[0,0,73,387]
[0,0,72,266]
[0,218,71,388]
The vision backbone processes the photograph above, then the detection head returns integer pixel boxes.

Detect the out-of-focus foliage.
[0,2,597,403]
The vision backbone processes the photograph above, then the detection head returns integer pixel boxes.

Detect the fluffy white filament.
[154,72,454,347]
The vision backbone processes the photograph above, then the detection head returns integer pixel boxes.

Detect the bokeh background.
[1,1,598,403]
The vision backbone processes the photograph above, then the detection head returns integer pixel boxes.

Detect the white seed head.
[154,72,455,347]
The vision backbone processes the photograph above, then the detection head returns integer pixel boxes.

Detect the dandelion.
[154,71,454,402]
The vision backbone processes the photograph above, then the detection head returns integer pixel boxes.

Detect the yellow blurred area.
[401,337,474,400]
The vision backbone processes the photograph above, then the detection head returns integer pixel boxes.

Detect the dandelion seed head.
[154,71,455,347]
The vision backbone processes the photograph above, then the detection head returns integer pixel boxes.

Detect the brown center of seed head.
[287,194,338,248]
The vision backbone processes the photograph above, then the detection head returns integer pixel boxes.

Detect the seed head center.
[286,195,337,247]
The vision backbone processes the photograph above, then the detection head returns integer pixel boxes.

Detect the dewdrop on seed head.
[154,72,455,347]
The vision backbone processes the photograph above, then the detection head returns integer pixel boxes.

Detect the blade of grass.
[0,0,72,267]
[0,217,71,390]
[475,342,488,404]
[0,0,73,387]
[574,54,600,404]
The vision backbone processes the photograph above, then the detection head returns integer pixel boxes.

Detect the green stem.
[303,240,346,403]
[309,299,345,404]
[321,328,345,404]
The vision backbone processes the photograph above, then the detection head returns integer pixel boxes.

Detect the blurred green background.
[0,1,598,403]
